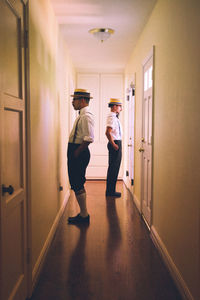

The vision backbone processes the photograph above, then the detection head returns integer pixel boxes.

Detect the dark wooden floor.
[30,181,183,300]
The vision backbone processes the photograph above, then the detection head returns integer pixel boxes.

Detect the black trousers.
[106,140,122,194]
[67,143,90,192]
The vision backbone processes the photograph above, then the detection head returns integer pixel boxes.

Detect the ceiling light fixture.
[89,28,114,43]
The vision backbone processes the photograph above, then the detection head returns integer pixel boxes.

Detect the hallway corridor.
[30,181,182,300]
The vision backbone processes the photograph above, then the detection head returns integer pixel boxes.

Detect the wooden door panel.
[144,97,148,143]
[3,109,23,190]
[2,1,23,98]
[0,1,27,299]
[147,159,152,208]
[77,74,100,141]
[77,73,106,178]
[4,201,25,300]
[143,157,148,202]
[148,95,152,145]
[77,73,124,179]
[100,74,124,143]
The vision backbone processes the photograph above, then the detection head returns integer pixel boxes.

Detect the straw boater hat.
[108,98,122,107]
[70,88,93,99]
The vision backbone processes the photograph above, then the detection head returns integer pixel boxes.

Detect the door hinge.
[131,179,134,186]
[132,89,135,96]
[126,170,129,176]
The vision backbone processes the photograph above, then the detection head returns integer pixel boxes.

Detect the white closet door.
[77,73,124,179]
[141,49,154,227]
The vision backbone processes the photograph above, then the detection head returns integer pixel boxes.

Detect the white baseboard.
[151,225,194,300]
[133,193,141,213]
[123,177,130,191]
[32,189,70,290]
[123,178,141,214]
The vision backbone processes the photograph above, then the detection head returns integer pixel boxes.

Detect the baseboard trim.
[151,226,194,300]
[133,193,141,213]
[31,189,70,291]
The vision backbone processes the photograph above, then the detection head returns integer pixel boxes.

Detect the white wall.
[125,0,200,299]
[29,0,75,288]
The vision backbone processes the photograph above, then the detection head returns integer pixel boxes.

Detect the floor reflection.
[30,181,183,300]
[105,196,122,265]
[67,223,92,300]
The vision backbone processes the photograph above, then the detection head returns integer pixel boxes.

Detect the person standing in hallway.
[105,98,122,197]
[67,89,94,223]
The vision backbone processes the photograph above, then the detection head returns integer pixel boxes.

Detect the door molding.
[23,1,33,297]
[140,46,155,228]
[124,76,135,193]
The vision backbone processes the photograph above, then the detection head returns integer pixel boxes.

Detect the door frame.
[23,0,33,297]
[125,77,135,192]
[140,46,155,229]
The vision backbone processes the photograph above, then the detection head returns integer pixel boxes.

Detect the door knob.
[139,148,144,152]
[2,184,14,196]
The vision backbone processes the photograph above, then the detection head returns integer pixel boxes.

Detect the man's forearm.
[75,141,90,157]
[106,131,116,147]
[106,127,119,150]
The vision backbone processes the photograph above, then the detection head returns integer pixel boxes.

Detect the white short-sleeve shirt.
[106,112,122,140]
[69,106,94,144]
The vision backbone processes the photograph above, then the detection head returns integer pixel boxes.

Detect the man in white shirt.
[105,98,122,197]
[67,89,94,224]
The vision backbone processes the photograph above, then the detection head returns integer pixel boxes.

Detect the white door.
[127,84,135,190]
[0,1,28,299]
[140,49,154,227]
[77,73,124,179]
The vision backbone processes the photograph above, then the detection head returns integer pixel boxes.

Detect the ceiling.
[50,0,157,71]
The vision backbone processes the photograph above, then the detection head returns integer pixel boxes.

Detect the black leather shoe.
[106,192,121,198]
[68,213,90,224]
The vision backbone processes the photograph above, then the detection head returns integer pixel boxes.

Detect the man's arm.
[74,141,91,158]
[105,127,119,150]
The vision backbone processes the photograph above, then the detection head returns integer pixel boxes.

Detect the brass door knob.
[139,148,144,152]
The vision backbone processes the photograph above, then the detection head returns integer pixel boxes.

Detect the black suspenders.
[72,117,80,143]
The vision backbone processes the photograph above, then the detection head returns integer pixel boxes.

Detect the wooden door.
[77,73,124,179]
[140,49,154,227]
[0,1,28,299]
[127,84,135,190]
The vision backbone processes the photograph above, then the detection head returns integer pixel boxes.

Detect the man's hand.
[105,126,119,151]
[113,143,119,151]
[74,141,90,158]
[74,148,81,158]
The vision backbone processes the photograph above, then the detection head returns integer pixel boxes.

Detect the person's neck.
[80,104,88,110]
[111,111,118,115]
